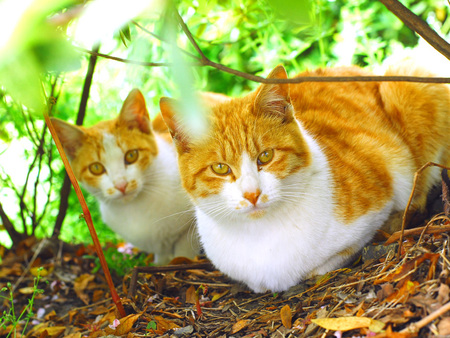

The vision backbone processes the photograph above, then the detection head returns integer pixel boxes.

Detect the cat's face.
[52,89,158,203]
[161,66,311,221]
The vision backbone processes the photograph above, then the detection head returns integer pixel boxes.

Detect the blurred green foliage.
[0,0,448,248]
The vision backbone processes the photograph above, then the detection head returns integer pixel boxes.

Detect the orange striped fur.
[160,64,450,293]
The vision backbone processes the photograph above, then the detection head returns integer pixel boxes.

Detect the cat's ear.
[254,65,293,122]
[119,89,152,134]
[159,97,190,153]
[50,118,85,159]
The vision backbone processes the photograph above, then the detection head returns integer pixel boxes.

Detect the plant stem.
[44,95,126,319]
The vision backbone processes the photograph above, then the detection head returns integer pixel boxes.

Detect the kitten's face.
[71,122,157,202]
[160,67,311,221]
[52,89,158,203]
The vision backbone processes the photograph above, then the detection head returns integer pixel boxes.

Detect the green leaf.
[146,321,157,330]
[266,0,313,25]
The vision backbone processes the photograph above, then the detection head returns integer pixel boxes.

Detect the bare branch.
[74,15,450,85]
[53,44,99,238]
[173,9,208,61]
[0,202,25,246]
[378,0,450,61]
[31,127,47,233]
[76,47,176,67]
[132,20,200,60]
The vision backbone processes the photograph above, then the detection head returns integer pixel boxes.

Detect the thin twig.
[44,96,126,318]
[12,238,47,292]
[401,300,450,333]
[386,224,450,245]
[76,47,175,67]
[132,20,199,60]
[397,163,450,259]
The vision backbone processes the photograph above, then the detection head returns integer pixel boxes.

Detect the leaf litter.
[1,177,450,337]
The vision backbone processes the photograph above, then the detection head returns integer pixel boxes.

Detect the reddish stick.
[44,103,126,318]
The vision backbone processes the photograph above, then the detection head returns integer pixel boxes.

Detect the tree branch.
[0,202,25,246]
[173,7,450,84]
[378,0,450,61]
[53,44,100,238]
[76,47,175,67]
[75,15,450,85]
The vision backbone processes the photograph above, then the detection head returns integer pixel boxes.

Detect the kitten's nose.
[115,181,128,194]
[243,189,261,206]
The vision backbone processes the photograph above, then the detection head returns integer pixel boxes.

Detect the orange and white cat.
[160,63,450,292]
[51,89,201,264]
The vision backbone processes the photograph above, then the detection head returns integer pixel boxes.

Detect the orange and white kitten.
[51,89,200,264]
[160,64,450,292]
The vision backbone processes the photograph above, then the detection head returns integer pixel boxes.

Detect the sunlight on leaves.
[0,0,80,114]
[163,9,209,139]
[73,0,161,48]
[266,0,313,25]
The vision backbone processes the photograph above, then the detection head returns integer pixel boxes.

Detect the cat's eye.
[125,149,139,164]
[89,162,105,175]
[211,163,231,175]
[257,149,274,166]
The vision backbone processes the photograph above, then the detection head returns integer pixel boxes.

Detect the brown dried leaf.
[231,319,250,334]
[385,280,419,303]
[185,285,197,304]
[74,274,95,305]
[105,313,141,336]
[311,316,385,332]
[374,253,439,285]
[211,289,229,302]
[438,317,450,335]
[280,304,292,329]
[27,324,66,338]
[377,283,395,301]
[438,284,450,305]
[152,315,181,332]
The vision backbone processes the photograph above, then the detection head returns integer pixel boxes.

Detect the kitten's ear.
[159,97,190,153]
[254,65,293,122]
[119,89,152,134]
[50,118,85,159]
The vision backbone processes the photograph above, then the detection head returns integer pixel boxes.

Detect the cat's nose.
[243,189,261,206]
[115,182,128,194]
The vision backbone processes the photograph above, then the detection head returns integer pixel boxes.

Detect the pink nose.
[243,189,261,206]
[115,182,128,194]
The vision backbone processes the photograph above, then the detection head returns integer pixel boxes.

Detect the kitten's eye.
[89,162,105,175]
[211,163,231,175]
[125,149,139,164]
[257,149,274,166]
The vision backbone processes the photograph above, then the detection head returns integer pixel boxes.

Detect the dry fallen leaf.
[386,280,419,303]
[211,289,229,302]
[26,323,66,338]
[104,313,141,336]
[438,317,450,335]
[231,319,250,334]
[185,285,197,304]
[311,316,385,332]
[73,273,95,305]
[438,283,450,305]
[280,304,292,329]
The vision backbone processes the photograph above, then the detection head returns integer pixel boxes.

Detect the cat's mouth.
[248,209,267,219]
[239,204,269,219]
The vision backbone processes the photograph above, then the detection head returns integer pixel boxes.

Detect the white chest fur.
[195,125,397,293]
